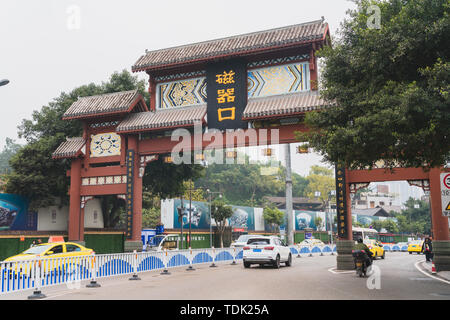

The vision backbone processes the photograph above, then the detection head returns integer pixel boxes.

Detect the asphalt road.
[2,252,450,300]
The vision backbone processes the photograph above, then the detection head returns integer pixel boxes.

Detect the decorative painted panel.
[81,175,127,186]
[247,62,309,98]
[90,132,121,158]
[157,77,207,109]
[155,61,310,109]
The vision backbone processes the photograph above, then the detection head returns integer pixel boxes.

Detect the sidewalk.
[419,259,450,282]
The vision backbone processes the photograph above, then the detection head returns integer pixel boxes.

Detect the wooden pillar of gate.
[124,135,144,252]
[429,167,450,271]
[68,158,82,242]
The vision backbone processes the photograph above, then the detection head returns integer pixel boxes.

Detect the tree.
[297,0,449,169]
[314,216,323,231]
[304,165,335,203]
[0,138,21,175]
[142,207,161,228]
[182,180,206,202]
[383,219,399,234]
[210,200,234,248]
[194,154,285,207]
[263,206,285,233]
[393,197,431,235]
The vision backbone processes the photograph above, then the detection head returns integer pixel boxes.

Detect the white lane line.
[328,267,354,274]
[414,260,450,285]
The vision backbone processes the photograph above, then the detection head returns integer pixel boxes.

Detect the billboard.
[172,199,255,230]
[0,194,37,231]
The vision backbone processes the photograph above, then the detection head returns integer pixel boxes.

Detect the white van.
[146,234,179,252]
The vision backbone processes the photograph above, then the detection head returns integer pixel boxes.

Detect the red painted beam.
[137,124,306,155]
[347,167,430,183]
[80,166,126,178]
[80,184,126,196]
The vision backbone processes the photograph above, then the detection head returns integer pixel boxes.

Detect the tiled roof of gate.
[62,90,147,120]
[116,105,207,132]
[52,137,86,159]
[132,20,328,72]
[242,91,333,119]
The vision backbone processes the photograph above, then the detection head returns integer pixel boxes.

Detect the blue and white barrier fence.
[382,244,408,252]
[0,244,340,295]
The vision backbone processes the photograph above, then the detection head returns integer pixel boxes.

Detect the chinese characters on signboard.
[206,60,247,130]
[126,150,134,239]
[335,165,348,238]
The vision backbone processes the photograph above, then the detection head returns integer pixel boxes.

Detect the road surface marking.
[414,260,450,285]
[327,267,354,274]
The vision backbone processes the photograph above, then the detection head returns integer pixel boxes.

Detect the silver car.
[230,234,264,248]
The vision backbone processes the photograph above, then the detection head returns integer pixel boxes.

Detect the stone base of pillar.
[336,240,356,270]
[124,240,143,253]
[433,240,450,272]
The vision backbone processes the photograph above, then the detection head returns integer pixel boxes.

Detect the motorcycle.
[352,250,372,277]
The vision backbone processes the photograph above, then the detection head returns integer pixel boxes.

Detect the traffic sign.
[440,173,450,216]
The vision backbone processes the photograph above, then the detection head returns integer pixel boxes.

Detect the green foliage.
[314,216,324,231]
[142,207,161,228]
[297,0,450,169]
[0,138,21,175]
[195,153,309,207]
[142,158,205,200]
[392,197,431,234]
[99,195,126,229]
[263,206,285,233]
[210,199,234,248]
[304,165,335,203]
[182,180,206,202]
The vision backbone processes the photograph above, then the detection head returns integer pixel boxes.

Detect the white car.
[242,236,292,269]
[230,234,264,248]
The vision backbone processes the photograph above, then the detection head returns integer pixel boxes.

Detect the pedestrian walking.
[424,236,433,262]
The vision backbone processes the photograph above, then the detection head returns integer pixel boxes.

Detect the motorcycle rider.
[354,237,373,269]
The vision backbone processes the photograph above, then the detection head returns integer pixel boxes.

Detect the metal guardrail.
[0,245,338,296]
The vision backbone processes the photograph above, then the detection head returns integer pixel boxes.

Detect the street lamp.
[207,189,222,248]
[0,79,9,87]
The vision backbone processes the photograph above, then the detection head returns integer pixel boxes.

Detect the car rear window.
[247,238,270,245]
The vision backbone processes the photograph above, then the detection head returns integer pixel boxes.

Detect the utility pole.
[189,181,192,248]
[285,143,294,245]
[180,195,184,249]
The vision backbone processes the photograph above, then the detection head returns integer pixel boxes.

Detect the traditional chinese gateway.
[53,19,450,270]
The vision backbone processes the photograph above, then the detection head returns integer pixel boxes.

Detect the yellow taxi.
[3,237,94,273]
[364,239,385,259]
[407,240,424,254]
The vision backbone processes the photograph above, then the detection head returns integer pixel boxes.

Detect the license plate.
[253,249,261,252]
[356,262,362,267]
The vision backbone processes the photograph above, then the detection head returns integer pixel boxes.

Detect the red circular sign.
[444,173,450,189]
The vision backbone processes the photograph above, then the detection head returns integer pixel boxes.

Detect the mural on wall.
[173,199,210,230]
[228,206,255,230]
[0,194,37,231]
[172,200,256,230]
[169,198,398,233]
